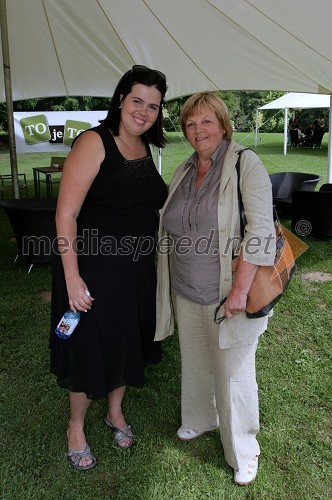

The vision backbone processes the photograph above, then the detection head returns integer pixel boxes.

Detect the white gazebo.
[255,93,332,182]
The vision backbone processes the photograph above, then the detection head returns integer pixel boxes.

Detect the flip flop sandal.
[105,415,134,449]
[66,441,97,471]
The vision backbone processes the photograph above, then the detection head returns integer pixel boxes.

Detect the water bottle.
[55,290,90,340]
[55,310,81,340]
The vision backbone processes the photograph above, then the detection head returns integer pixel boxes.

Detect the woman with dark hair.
[50,65,168,470]
[100,65,167,147]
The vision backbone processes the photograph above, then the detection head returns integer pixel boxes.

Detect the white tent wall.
[1,0,332,191]
[255,93,332,182]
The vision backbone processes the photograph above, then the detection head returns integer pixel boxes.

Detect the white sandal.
[234,455,259,485]
[177,427,207,441]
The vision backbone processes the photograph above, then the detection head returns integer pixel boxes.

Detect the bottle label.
[55,290,89,340]
[55,314,79,340]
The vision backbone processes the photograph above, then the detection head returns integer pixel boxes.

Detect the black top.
[77,125,167,236]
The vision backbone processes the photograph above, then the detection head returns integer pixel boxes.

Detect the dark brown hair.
[100,65,168,147]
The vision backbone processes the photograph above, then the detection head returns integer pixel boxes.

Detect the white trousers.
[176,295,260,471]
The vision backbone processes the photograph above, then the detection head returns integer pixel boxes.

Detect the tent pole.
[328,96,332,183]
[0,0,19,198]
[254,109,259,147]
[283,107,288,155]
[157,148,162,174]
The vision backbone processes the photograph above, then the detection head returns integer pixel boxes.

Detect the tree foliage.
[164,90,287,133]
[0,91,328,135]
[0,96,110,131]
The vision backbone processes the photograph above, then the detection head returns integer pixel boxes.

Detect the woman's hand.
[225,252,258,319]
[65,275,94,313]
[224,288,247,319]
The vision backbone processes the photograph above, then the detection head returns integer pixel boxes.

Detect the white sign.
[14,111,107,152]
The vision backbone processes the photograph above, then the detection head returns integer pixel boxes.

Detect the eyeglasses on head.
[130,64,166,82]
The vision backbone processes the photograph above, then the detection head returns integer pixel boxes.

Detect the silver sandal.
[105,415,134,449]
[66,441,97,470]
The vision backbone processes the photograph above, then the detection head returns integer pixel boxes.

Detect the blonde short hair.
[180,92,233,140]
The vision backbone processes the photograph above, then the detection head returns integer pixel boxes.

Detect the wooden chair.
[49,156,67,197]
[0,173,28,199]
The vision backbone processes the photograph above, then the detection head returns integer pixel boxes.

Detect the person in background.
[302,121,314,146]
[291,117,303,142]
[288,117,303,145]
[155,92,275,485]
[50,65,168,470]
[317,114,325,130]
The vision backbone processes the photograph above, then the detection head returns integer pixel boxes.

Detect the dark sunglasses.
[213,297,227,325]
[130,64,166,82]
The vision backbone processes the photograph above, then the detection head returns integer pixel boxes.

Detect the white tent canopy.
[1,0,332,102]
[259,93,331,111]
[255,93,332,182]
[1,0,332,192]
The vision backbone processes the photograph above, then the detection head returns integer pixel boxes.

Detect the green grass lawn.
[0,131,330,195]
[0,135,331,499]
[159,131,330,186]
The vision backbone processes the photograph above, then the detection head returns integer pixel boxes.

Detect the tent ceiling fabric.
[1,0,332,102]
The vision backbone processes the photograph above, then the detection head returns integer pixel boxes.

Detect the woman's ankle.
[67,422,86,449]
[106,410,126,429]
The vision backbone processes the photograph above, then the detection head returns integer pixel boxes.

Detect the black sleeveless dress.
[50,125,168,400]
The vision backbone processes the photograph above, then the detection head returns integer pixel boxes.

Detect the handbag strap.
[235,148,252,238]
[236,149,281,241]
[214,148,256,325]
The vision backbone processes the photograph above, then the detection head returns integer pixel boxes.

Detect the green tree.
[163,91,285,133]
[0,96,110,132]
[257,91,286,133]
[163,97,187,131]
[0,92,293,136]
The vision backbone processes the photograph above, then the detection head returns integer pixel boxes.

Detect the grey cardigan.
[155,140,276,348]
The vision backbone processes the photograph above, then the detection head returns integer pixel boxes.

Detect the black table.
[0,198,57,272]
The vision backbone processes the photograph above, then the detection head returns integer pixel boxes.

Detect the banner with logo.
[13,111,107,153]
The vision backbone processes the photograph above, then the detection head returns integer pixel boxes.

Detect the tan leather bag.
[214,150,296,323]
[231,215,296,318]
